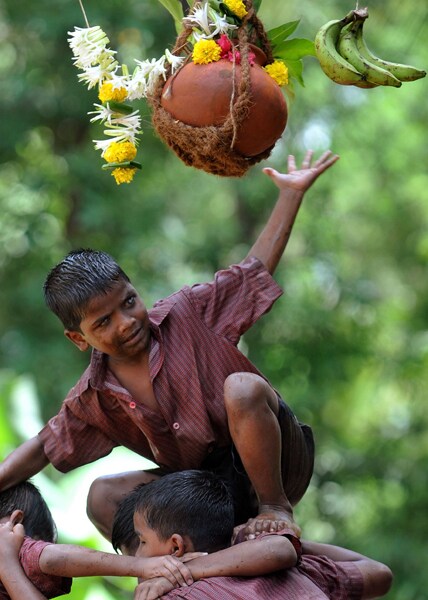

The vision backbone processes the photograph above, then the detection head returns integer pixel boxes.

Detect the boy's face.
[133,511,172,558]
[65,279,150,362]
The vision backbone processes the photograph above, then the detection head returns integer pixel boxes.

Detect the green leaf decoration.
[273,38,315,61]
[267,20,300,46]
[102,160,142,170]
[156,0,184,28]
[284,58,304,87]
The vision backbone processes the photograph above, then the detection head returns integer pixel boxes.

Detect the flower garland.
[69,0,314,184]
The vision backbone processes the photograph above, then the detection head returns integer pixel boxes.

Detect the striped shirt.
[163,556,363,600]
[0,537,72,600]
[164,531,363,600]
[39,257,283,472]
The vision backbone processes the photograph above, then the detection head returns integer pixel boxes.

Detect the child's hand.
[134,576,175,600]
[0,519,25,564]
[263,150,339,194]
[139,555,194,587]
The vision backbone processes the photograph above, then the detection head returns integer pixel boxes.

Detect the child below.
[0,481,198,600]
[112,470,393,600]
[0,151,339,541]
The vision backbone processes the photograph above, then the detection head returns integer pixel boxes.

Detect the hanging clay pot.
[160,48,287,158]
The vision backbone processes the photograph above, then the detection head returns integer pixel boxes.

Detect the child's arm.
[248,150,339,275]
[39,544,197,587]
[301,540,393,599]
[184,533,297,579]
[134,534,297,599]
[0,522,47,600]
[0,437,49,491]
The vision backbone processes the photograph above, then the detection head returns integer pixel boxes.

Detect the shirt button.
[172,422,180,430]
[129,402,136,409]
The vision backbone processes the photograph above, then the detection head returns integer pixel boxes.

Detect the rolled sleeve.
[38,403,116,472]
[19,538,72,598]
[184,256,283,344]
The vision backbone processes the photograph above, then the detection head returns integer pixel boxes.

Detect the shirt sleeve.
[299,555,364,600]
[19,538,72,598]
[183,256,283,344]
[38,401,116,472]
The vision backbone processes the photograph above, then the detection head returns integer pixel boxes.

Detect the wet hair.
[43,248,130,331]
[0,481,57,542]
[131,470,234,553]
[111,485,141,555]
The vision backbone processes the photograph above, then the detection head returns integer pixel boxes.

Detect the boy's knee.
[224,372,276,414]
[86,475,115,528]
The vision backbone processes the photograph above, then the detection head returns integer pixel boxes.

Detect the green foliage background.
[0,0,427,598]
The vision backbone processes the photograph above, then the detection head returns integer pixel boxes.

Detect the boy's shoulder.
[18,537,72,598]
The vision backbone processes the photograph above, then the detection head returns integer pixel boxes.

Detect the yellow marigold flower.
[103,141,137,163]
[112,167,138,185]
[223,0,248,19]
[263,60,289,87]
[192,39,222,65]
[98,82,128,103]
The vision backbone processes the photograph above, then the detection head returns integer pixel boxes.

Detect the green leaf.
[284,58,305,87]
[273,38,315,60]
[102,160,142,170]
[252,0,263,12]
[156,0,184,27]
[267,20,300,45]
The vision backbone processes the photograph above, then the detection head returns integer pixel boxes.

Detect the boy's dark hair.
[0,481,57,542]
[111,484,141,555]
[43,249,130,331]
[118,470,235,554]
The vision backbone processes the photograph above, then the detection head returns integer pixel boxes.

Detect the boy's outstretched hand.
[263,150,339,194]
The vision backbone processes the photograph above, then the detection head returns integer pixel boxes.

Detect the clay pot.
[160,48,287,157]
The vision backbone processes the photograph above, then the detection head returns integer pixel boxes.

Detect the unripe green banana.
[338,23,402,87]
[354,20,426,82]
[315,16,365,85]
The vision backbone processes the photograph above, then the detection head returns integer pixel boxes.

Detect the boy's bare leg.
[86,470,160,541]
[224,372,300,540]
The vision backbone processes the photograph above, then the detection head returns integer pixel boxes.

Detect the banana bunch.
[315,7,426,88]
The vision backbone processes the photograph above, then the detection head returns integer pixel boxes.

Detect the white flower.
[182,1,237,40]
[89,103,115,124]
[183,2,211,36]
[68,26,116,69]
[165,49,185,74]
[77,64,114,89]
[208,8,236,36]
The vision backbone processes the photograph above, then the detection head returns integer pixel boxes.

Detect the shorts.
[201,400,315,525]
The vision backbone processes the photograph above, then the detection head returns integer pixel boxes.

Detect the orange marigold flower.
[112,167,138,185]
[98,82,128,103]
[103,141,137,163]
[263,60,289,86]
[192,39,222,65]
[223,0,248,19]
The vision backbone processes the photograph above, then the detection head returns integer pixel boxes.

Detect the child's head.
[112,470,234,557]
[0,481,57,542]
[44,249,130,331]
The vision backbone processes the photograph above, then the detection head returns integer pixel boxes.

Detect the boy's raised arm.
[247,150,339,275]
[0,437,49,491]
[0,521,47,600]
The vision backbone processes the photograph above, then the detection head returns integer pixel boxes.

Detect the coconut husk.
[148,0,277,177]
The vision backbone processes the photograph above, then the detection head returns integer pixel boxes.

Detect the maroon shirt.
[163,532,364,600]
[0,537,72,600]
[39,257,283,472]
